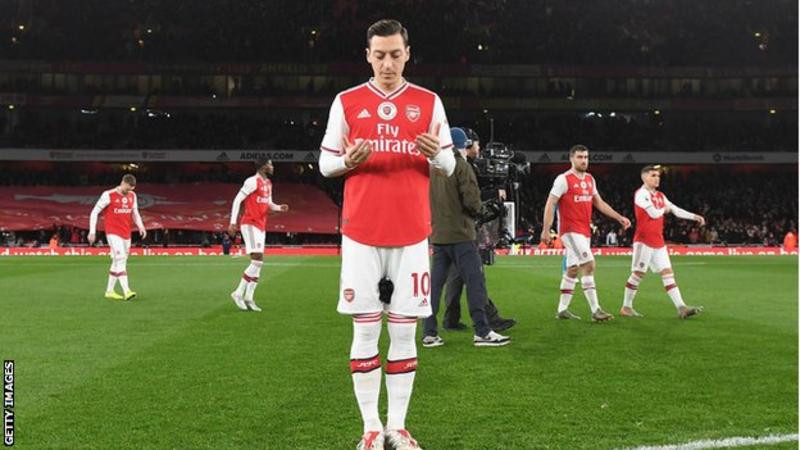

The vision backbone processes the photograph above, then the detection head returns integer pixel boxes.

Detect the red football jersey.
[238,175,272,231]
[320,79,452,246]
[550,170,598,238]
[633,186,668,248]
[95,189,138,239]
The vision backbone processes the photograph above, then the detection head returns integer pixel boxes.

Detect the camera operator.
[441,128,517,332]
[422,128,512,347]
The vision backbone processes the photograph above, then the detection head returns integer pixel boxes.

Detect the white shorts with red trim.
[107,234,131,259]
[631,242,672,273]
[561,232,594,267]
[240,225,265,255]
[337,235,432,318]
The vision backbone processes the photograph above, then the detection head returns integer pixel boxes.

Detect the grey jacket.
[429,150,485,244]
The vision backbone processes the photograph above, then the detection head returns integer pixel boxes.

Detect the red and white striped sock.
[623,273,642,308]
[106,266,118,292]
[386,313,418,431]
[238,260,262,300]
[351,313,383,433]
[662,274,685,309]
[117,259,130,292]
[558,276,578,312]
[581,275,600,313]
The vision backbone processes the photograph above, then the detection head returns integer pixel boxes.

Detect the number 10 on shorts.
[411,272,430,297]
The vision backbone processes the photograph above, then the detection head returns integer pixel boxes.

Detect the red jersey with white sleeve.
[319,79,453,246]
[633,186,668,248]
[231,175,275,232]
[549,170,598,238]
[90,189,142,239]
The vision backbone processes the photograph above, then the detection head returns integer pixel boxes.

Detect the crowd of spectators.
[2,0,795,66]
[2,109,795,152]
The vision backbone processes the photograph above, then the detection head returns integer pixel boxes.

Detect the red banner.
[500,246,798,256]
[0,183,339,234]
[0,246,340,256]
[0,246,795,257]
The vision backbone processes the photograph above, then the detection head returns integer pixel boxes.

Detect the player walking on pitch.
[318,19,455,450]
[621,165,705,319]
[541,145,631,321]
[88,174,146,301]
[228,157,289,312]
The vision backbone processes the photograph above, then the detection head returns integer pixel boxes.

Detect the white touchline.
[619,433,798,450]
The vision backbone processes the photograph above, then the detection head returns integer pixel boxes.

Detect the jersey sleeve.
[431,95,453,150]
[664,195,696,220]
[635,189,666,219]
[591,175,600,197]
[548,174,568,198]
[132,193,145,229]
[89,191,111,235]
[320,94,349,155]
[230,178,256,225]
[239,177,257,196]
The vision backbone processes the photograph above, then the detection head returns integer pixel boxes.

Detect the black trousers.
[443,265,501,326]
[423,241,491,337]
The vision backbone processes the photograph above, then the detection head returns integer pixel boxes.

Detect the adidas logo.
[357,109,371,119]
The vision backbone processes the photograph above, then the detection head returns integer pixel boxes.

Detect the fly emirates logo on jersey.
[572,181,594,203]
[360,123,421,156]
[112,197,133,214]
[253,184,271,204]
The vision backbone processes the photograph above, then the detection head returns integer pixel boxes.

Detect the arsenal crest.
[405,104,421,122]
[343,288,355,302]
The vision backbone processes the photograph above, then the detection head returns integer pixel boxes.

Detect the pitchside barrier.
[0,245,796,257]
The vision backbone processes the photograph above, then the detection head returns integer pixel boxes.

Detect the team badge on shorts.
[639,262,645,268]
[377,101,397,120]
[582,252,588,258]
[343,288,355,302]
[405,104,420,122]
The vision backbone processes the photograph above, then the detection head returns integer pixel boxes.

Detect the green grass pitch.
[2,255,797,449]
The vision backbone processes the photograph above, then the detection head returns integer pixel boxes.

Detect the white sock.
[234,278,247,297]
[623,273,642,308]
[386,314,418,431]
[117,259,130,293]
[558,276,578,312]
[662,275,685,309]
[106,259,119,292]
[350,314,383,433]
[240,260,263,301]
[581,275,600,313]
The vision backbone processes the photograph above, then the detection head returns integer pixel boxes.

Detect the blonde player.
[318,19,455,450]
[541,145,631,322]
[621,165,705,319]
[228,157,288,312]
[88,174,146,300]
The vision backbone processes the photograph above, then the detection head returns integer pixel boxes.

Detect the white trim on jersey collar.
[366,78,409,100]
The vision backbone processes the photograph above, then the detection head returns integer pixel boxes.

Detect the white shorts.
[561,232,594,267]
[337,235,432,318]
[241,225,265,255]
[107,234,131,259]
[631,242,672,273]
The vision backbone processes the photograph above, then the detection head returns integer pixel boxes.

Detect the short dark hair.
[641,164,662,174]
[367,19,409,48]
[255,156,271,168]
[121,174,136,185]
[569,144,589,156]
